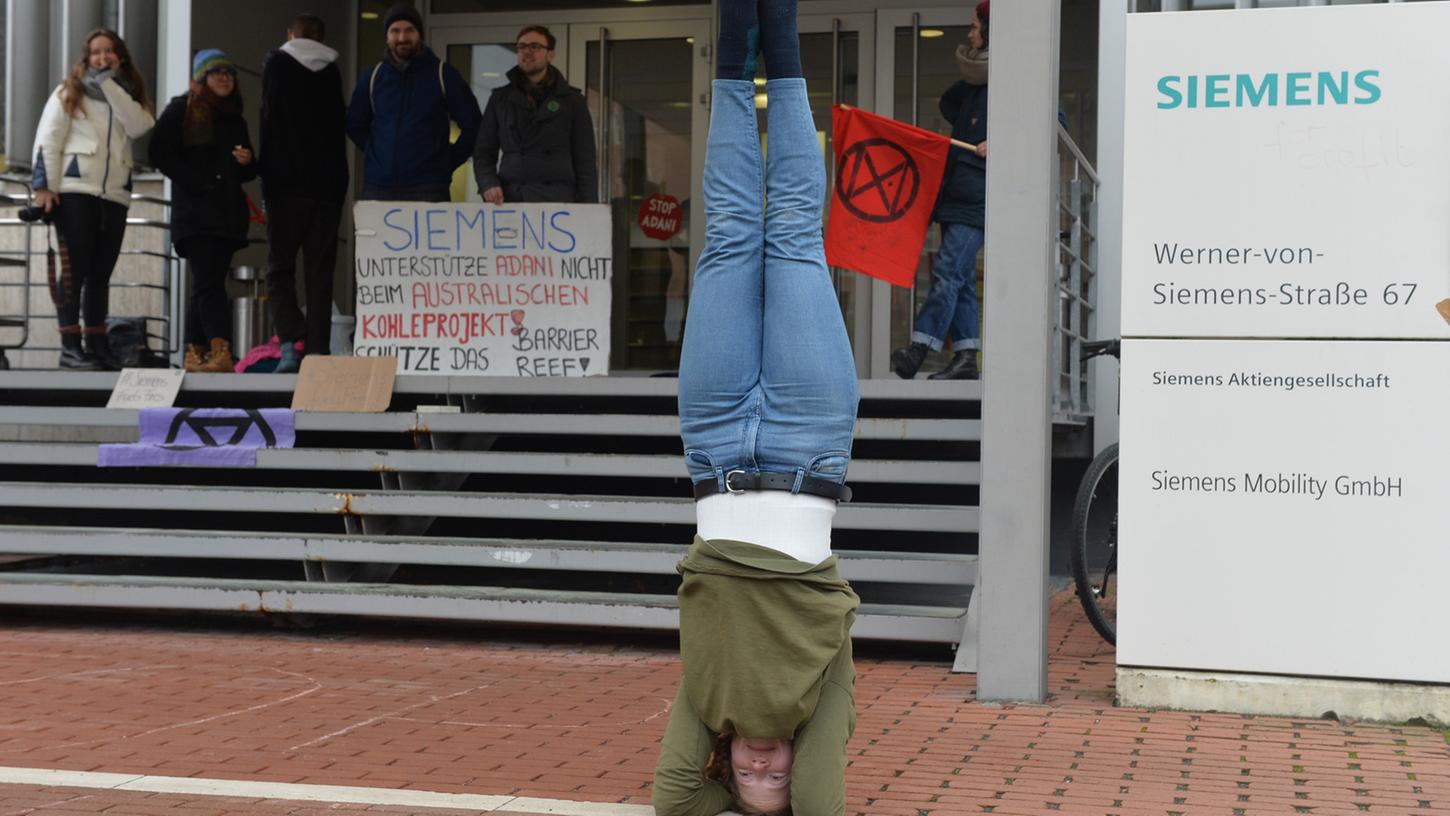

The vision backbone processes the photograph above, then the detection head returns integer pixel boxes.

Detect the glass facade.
[585,37,696,370]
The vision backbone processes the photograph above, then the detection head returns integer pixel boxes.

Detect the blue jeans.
[911,222,984,351]
[678,79,860,492]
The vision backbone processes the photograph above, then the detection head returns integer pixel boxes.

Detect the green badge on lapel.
[546,100,560,112]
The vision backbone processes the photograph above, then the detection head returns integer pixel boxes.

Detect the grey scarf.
[955,45,988,86]
[81,67,112,102]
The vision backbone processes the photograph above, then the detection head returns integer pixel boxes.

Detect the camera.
[16,205,52,224]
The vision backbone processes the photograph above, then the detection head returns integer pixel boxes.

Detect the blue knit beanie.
[192,49,234,82]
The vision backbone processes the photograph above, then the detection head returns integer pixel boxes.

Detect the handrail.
[0,182,178,365]
[1057,124,1098,184]
[1052,120,1101,422]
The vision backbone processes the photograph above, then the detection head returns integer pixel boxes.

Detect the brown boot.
[184,344,208,372]
[198,338,235,373]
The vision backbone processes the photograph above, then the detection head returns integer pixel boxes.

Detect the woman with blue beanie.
[150,49,257,372]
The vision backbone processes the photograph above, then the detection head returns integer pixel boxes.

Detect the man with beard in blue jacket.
[347,4,481,202]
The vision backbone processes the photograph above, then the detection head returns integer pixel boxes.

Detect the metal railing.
[0,173,178,367]
[1052,125,1100,422]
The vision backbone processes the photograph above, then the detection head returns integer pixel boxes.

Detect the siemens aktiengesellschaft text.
[1151,371,1390,391]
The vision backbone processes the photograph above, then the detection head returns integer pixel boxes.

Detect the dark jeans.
[181,237,237,347]
[52,193,128,330]
[360,183,450,203]
[265,195,341,354]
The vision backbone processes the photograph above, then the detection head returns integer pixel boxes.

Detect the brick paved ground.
[1,588,1446,815]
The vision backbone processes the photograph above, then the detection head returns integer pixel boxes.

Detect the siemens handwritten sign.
[352,202,612,376]
[1123,3,1450,338]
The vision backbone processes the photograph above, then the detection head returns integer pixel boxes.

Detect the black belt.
[693,470,852,503]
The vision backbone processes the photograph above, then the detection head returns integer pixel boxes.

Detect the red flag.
[825,105,951,288]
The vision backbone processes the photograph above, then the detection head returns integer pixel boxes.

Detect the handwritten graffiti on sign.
[638,193,682,241]
[352,202,613,376]
[106,368,184,409]
[835,138,921,224]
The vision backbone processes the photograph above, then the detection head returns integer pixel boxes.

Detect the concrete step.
[0,406,982,441]
[0,482,979,532]
[0,370,983,402]
[0,571,968,643]
[0,442,981,484]
[0,525,978,584]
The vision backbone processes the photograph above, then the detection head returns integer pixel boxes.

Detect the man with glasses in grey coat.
[474,25,598,204]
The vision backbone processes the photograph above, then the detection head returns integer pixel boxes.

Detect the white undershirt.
[695,491,836,565]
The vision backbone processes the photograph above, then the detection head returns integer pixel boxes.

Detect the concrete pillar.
[1093,2,1127,453]
[157,0,191,106]
[50,0,107,84]
[119,0,160,102]
[5,0,50,168]
[976,0,1060,703]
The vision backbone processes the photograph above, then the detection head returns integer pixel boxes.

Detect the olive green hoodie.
[653,537,860,816]
[678,537,858,739]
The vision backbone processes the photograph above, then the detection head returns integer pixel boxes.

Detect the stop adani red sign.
[638,192,682,241]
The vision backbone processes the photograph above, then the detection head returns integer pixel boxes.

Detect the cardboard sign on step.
[107,368,185,410]
[291,356,397,412]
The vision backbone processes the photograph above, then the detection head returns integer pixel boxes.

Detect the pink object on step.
[235,336,305,373]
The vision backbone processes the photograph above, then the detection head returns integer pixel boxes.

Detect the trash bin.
[331,312,355,356]
[231,265,267,355]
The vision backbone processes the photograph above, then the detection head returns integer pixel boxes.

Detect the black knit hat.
[382,3,423,35]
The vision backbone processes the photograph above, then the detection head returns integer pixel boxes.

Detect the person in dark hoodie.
[890,0,990,381]
[474,25,597,204]
[259,13,348,373]
[347,3,481,202]
[150,49,256,373]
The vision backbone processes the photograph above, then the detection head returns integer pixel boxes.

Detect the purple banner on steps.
[98,408,295,468]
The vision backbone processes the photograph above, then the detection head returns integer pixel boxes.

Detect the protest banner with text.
[353,202,612,376]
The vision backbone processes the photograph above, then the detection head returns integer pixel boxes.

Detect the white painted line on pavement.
[0,766,656,815]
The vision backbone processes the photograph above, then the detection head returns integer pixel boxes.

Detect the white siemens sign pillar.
[1119,4,1450,721]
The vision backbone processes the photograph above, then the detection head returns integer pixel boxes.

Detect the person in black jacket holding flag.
[891,0,990,381]
[259,14,348,372]
[474,25,597,204]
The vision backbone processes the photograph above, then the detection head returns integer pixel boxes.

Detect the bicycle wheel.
[1070,442,1119,645]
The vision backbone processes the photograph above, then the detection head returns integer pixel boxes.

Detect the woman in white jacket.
[31,29,154,370]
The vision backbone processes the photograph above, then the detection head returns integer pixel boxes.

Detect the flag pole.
[838,103,978,152]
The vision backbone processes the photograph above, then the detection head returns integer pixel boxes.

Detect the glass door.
[570,21,710,372]
[873,8,974,377]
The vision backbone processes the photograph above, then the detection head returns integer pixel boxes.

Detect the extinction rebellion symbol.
[835,138,920,223]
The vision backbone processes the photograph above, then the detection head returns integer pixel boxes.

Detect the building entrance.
[433,7,962,375]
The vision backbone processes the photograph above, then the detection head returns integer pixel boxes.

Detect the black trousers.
[265,195,342,355]
[53,193,128,330]
[181,237,237,347]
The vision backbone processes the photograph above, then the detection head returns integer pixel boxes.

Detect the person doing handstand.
[651,1,860,815]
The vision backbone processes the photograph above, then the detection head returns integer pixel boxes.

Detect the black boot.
[929,349,979,380]
[85,331,123,371]
[890,342,931,380]
[59,333,102,371]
